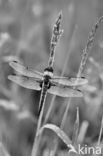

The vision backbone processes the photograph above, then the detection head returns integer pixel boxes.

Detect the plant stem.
[44,25,78,124]
[31,11,63,156]
[31,83,47,156]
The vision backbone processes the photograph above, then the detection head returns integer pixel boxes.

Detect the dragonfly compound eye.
[44,67,53,73]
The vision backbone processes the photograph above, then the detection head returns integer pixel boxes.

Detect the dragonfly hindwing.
[8,75,41,90]
[48,85,83,97]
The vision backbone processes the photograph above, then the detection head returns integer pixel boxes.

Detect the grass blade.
[78,121,89,143]
[48,11,63,68]
[72,107,79,145]
[77,16,103,77]
[38,123,77,153]
[97,115,103,145]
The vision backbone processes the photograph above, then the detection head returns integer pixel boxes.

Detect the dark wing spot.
[40,81,43,88]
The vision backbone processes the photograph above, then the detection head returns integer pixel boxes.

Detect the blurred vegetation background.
[0,0,103,156]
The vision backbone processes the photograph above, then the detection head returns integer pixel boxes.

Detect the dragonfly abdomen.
[38,83,48,115]
[38,75,52,115]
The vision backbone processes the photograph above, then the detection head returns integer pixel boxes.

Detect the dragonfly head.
[44,67,53,78]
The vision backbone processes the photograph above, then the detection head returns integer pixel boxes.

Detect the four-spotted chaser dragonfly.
[8,60,88,114]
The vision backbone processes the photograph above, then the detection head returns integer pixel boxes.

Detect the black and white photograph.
[0,0,103,156]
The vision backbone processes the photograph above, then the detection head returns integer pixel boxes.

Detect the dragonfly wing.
[50,76,88,86]
[78,84,97,92]
[48,85,83,97]
[8,75,41,90]
[9,61,43,79]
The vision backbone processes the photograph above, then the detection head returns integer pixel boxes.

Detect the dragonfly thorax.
[44,67,53,78]
[40,76,51,89]
[44,77,51,88]
[44,71,53,77]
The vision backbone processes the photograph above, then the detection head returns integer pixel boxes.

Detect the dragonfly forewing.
[50,77,88,86]
[8,75,41,90]
[48,85,83,97]
[9,61,43,79]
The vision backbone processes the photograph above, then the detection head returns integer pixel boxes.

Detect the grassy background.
[0,0,103,156]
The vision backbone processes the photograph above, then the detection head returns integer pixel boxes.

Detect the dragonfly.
[8,60,88,114]
[8,12,88,115]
